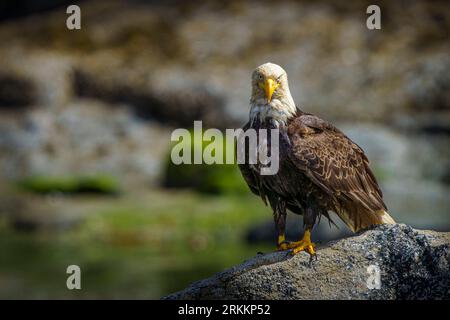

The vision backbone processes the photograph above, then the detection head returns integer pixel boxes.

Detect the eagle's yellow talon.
[289,229,316,256]
[291,242,316,255]
[276,230,316,256]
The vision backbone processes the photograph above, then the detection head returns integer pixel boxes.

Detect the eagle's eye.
[276,74,283,83]
[258,74,264,81]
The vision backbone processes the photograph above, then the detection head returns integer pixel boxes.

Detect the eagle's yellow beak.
[264,78,279,102]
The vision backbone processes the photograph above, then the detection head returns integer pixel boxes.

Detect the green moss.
[163,129,250,195]
[17,174,120,195]
[165,161,248,195]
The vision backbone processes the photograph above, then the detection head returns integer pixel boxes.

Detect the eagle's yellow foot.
[276,235,290,251]
[278,230,316,256]
[290,239,316,256]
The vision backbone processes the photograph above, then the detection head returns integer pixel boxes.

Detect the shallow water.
[0,191,272,299]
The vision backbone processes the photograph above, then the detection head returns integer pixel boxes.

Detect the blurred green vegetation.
[165,161,248,195]
[17,175,120,195]
[164,128,249,194]
[0,188,271,299]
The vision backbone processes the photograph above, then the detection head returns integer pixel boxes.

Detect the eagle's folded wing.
[287,114,389,230]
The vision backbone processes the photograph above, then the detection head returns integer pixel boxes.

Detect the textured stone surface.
[164,224,450,300]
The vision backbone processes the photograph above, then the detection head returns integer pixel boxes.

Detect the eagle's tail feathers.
[336,204,396,233]
[378,209,396,225]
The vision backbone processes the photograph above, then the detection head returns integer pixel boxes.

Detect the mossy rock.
[165,161,248,195]
[163,129,250,195]
[17,174,120,195]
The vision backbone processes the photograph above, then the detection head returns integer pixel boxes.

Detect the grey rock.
[0,99,172,183]
[0,71,36,107]
[73,68,234,129]
[164,224,450,300]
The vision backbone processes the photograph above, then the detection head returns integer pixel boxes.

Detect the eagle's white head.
[250,62,297,125]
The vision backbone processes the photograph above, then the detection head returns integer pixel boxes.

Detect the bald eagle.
[238,63,395,256]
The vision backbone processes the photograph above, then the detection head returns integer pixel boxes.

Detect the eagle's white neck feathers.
[249,62,297,126]
[249,97,297,126]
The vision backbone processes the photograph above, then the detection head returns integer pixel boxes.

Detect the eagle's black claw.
[308,253,318,266]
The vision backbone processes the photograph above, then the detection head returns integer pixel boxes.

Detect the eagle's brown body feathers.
[239,110,394,233]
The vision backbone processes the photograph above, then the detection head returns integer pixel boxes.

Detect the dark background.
[0,0,449,298]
